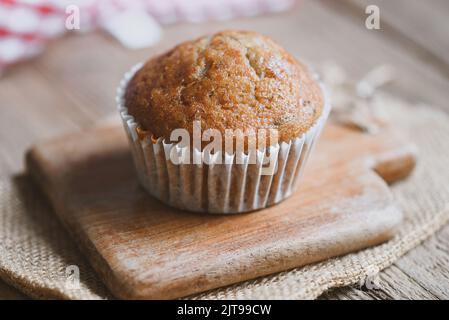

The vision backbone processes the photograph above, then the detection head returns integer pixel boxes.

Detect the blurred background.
[0,0,448,299]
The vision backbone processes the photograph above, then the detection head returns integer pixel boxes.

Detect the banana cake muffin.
[117,30,330,214]
[125,30,324,143]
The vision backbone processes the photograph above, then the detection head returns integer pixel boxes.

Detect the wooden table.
[1,0,448,299]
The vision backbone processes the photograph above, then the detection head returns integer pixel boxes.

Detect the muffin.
[117,30,330,214]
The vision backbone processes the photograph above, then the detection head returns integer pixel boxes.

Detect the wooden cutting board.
[26,121,416,299]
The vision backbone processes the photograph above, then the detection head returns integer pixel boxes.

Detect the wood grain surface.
[1,0,448,299]
[26,121,414,299]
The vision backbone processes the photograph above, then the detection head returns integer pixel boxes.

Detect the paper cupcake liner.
[117,63,331,214]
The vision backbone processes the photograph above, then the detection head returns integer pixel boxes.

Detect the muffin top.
[125,30,324,143]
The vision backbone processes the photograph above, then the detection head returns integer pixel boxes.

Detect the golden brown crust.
[125,30,324,143]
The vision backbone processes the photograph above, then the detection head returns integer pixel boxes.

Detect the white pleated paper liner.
[117,63,331,214]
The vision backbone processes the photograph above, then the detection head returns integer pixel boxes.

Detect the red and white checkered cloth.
[0,0,295,72]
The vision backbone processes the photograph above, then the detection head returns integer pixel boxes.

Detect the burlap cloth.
[1,89,449,299]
